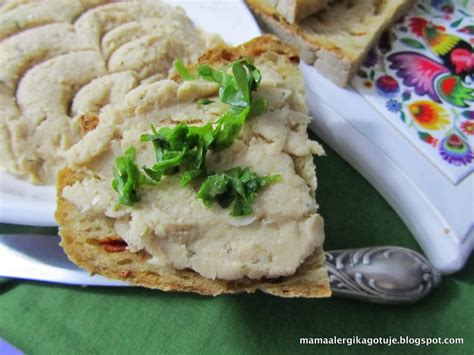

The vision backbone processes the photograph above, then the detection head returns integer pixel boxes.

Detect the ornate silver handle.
[326,246,442,304]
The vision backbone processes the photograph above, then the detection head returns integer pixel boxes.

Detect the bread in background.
[246,0,412,86]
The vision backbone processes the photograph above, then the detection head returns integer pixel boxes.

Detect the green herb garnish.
[200,59,267,151]
[140,123,214,186]
[112,59,279,215]
[210,106,249,152]
[140,58,267,180]
[111,146,155,206]
[174,59,195,81]
[197,59,263,108]
[197,167,281,216]
[197,98,214,105]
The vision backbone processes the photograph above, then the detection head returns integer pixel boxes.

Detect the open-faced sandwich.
[56,35,331,297]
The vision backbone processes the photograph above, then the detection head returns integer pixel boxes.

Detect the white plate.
[302,64,473,273]
[0,0,261,227]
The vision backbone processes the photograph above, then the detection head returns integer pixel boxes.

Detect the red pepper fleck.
[99,238,127,253]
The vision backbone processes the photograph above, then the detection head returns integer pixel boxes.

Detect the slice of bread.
[246,0,412,86]
[258,0,331,24]
[56,35,330,297]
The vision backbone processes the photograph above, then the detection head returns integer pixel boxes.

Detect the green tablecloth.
[0,136,472,354]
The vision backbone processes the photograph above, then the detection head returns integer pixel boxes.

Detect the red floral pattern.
[353,0,473,178]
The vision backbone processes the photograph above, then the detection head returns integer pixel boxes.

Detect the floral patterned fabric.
[352,0,473,184]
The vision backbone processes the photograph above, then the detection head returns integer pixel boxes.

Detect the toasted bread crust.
[170,35,300,82]
[56,36,330,297]
[197,34,300,65]
[80,113,99,134]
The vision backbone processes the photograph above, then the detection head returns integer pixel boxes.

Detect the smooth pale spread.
[0,0,221,184]
[62,56,326,281]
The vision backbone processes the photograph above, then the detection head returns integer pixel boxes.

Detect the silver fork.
[325,246,441,303]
